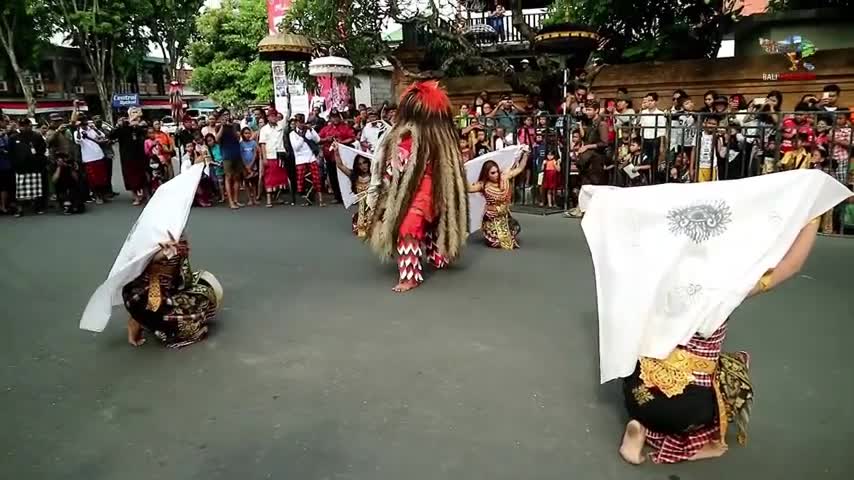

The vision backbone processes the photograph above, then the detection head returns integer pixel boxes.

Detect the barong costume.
[365,82,469,285]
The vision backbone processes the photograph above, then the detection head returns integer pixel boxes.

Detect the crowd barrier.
[455,110,854,235]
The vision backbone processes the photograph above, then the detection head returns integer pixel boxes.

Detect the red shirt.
[780,117,815,153]
[319,123,356,158]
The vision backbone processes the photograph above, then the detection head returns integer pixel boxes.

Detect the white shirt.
[360,122,386,152]
[698,132,717,169]
[639,108,665,139]
[259,123,285,159]
[75,127,104,163]
[289,128,320,165]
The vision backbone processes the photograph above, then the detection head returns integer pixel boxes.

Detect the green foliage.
[542,0,574,27]
[0,1,52,71]
[282,0,387,84]
[143,0,205,79]
[553,0,742,63]
[188,0,270,108]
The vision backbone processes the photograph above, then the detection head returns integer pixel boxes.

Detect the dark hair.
[350,155,370,193]
[673,89,687,99]
[644,92,658,101]
[204,133,216,142]
[617,87,628,95]
[574,84,589,93]
[817,114,834,125]
[240,127,252,134]
[796,132,810,142]
[629,137,642,147]
[823,84,841,94]
[477,160,500,183]
[584,99,600,109]
[794,102,814,112]
[766,90,783,110]
[729,94,747,108]
[704,90,718,100]
[704,114,721,124]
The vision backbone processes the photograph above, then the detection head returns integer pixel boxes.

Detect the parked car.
[160,116,177,134]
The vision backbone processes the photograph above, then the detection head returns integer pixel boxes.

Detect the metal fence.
[455,110,854,235]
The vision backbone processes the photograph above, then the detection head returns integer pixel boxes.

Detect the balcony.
[464,10,547,47]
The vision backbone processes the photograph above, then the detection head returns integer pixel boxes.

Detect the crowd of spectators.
[451,84,854,233]
[1,83,852,232]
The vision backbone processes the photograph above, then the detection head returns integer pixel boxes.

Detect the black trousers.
[622,362,717,435]
[54,167,86,212]
[278,152,297,205]
[325,159,343,203]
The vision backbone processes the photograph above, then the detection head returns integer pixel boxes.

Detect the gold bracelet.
[809,216,821,226]
[757,269,774,293]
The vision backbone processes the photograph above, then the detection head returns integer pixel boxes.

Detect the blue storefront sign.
[111,93,140,108]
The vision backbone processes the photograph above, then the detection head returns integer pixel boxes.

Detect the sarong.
[263,158,288,192]
[84,159,110,189]
[15,172,43,200]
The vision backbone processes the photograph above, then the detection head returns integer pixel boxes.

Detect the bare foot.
[619,420,647,465]
[688,441,728,461]
[127,318,146,347]
[392,280,420,293]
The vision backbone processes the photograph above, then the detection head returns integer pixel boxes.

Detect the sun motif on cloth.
[666,201,732,244]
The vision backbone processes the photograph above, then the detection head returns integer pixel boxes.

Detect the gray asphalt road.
[1,201,852,480]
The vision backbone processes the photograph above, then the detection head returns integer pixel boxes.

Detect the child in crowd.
[182,141,214,207]
[540,150,560,208]
[531,132,547,189]
[474,130,491,157]
[780,133,817,171]
[459,137,473,163]
[239,127,260,206]
[145,127,166,192]
[670,150,691,183]
[205,133,225,202]
[623,137,651,186]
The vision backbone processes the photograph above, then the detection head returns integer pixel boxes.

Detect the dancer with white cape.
[79,163,223,348]
[581,170,850,464]
[465,145,528,248]
[333,143,373,238]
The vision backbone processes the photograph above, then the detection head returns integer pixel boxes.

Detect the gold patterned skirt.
[482,212,521,250]
[122,258,221,348]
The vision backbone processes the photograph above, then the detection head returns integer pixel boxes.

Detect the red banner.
[266,0,292,34]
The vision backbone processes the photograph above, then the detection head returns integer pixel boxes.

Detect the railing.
[454,111,854,235]
[464,12,546,45]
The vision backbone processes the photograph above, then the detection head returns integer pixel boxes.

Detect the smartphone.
[822,92,831,99]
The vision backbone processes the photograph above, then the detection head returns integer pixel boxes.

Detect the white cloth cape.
[79,163,204,332]
[581,170,851,383]
[337,144,373,209]
[464,146,524,232]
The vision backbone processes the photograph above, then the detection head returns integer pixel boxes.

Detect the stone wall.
[590,48,854,111]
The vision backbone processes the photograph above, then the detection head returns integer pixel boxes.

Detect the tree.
[0,1,51,117]
[768,0,852,10]
[144,0,205,81]
[46,0,148,123]
[282,0,387,87]
[548,0,743,63]
[188,0,270,107]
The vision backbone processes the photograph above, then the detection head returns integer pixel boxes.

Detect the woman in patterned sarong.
[122,234,222,348]
[469,151,529,250]
[619,218,822,464]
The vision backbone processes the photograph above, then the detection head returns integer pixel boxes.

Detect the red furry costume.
[365,82,469,288]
